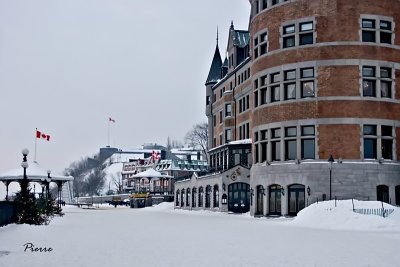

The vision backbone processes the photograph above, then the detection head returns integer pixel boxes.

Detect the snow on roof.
[109,153,145,163]
[0,161,73,182]
[130,168,173,179]
[228,138,252,145]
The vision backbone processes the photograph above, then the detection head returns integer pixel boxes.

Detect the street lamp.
[46,170,52,199]
[328,154,334,200]
[20,148,29,197]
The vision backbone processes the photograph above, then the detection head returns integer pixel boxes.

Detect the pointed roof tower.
[205,28,223,85]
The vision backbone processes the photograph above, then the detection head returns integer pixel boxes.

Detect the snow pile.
[290,200,400,231]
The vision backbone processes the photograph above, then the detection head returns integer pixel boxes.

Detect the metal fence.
[0,201,16,227]
[353,208,394,218]
[306,195,396,218]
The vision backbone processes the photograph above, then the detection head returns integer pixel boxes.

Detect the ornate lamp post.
[328,154,334,200]
[20,148,29,199]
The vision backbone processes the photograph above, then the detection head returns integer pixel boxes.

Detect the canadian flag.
[36,130,51,141]
[109,117,115,123]
[152,150,160,161]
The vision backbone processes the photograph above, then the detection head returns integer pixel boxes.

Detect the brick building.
[175,0,400,216]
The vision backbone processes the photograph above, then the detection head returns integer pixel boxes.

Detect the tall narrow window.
[261,89,268,105]
[362,19,376,42]
[299,22,314,45]
[283,24,295,48]
[300,68,315,98]
[363,125,377,159]
[271,128,281,161]
[362,66,376,97]
[380,20,392,44]
[301,126,315,159]
[260,32,268,55]
[284,69,296,100]
[285,127,297,160]
[381,126,393,159]
[225,103,232,117]
[254,91,259,108]
[262,0,268,10]
[270,72,281,102]
[380,68,392,98]
[225,129,232,143]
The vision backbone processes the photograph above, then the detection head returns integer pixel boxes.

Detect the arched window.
[198,187,204,207]
[288,184,305,216]
[181,189,185,207]
[213,185,219,208]
[377,185,389,203]
[192,187,197,208]
[269,184,281,215]
[205,185,212,208]
[256,185,265,215]
[175,190,180,206]
[186,187,191,207]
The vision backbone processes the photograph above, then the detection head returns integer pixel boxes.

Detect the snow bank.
[289,200,400,232]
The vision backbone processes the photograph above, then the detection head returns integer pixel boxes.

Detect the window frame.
[361,16,394,44]
[282,19,315,49]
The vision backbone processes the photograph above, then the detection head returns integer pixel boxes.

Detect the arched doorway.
[186,188,191,207]
[181,189,185,207]
[198,187,204,207]
[269,184,282,215]
[192,187,197,208]
[213,185,219,208]
[256,185,265,215]
[205,185,212,208]
[228,183,250,213]
[377,185,389,203]
[175,190,180,206]
[288,184,305,216]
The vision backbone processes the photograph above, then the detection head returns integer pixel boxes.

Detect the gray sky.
[0,0,250,173]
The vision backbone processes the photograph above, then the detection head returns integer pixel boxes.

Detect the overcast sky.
[0,0,250,174]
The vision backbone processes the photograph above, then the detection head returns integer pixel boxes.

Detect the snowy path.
[0,204,399,267]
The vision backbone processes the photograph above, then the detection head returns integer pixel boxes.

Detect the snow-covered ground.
[0,201,399,267]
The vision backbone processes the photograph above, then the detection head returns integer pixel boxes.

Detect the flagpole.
[34,128,37,162]
[107,120,110,147]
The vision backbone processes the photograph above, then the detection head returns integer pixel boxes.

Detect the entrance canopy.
[0,161,74,183]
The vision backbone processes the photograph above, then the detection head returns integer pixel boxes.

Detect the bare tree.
[184,122,209,159]
[85,166,105,196]
[111,172,123,194]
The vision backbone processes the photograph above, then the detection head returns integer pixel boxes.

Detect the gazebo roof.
[130,168,173,179]
[0,161,74,182]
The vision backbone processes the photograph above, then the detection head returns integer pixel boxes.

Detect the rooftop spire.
[216,26,219,46]
[205,43,223,85]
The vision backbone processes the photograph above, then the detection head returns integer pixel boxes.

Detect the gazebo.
[0,160,74,206]
[129,168,173,194]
